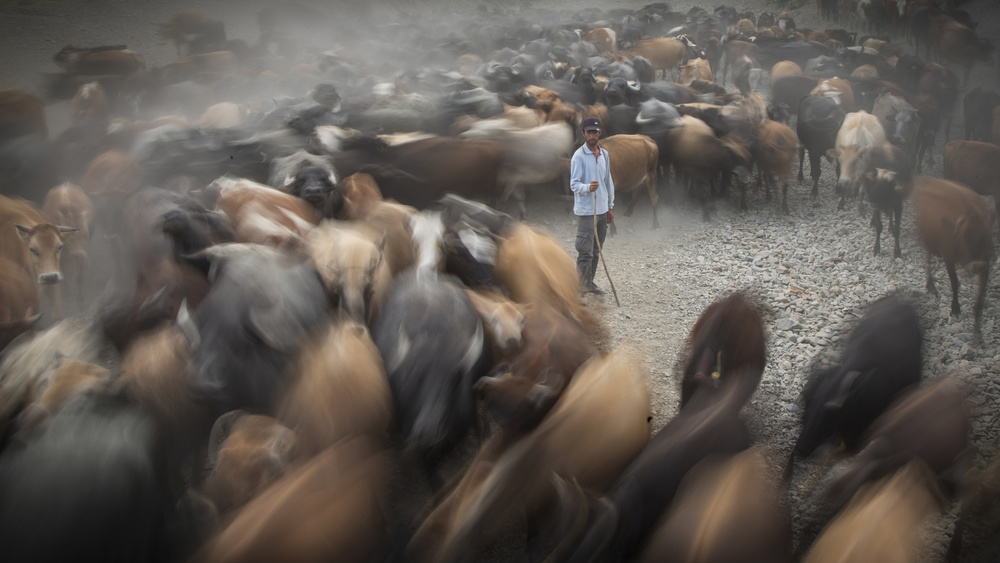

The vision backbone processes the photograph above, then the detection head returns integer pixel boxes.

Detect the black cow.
[0,392,173,563]
[963,87,1000,142]
[797,94,846,198]
[187,243,330,416]
[372,270,491,484]
[268,150,342,218]
[789,295,922,474]
[858,143,913,258]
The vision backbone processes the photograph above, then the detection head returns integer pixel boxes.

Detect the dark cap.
[582,117,601,132]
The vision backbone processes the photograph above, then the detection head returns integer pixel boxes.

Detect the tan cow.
[599,134,659,231]
[305,220,390,324]
[803,463,940,563]
[0,195,78,319]
[629,36,701,79]
[194,437,388,563]
[212,176,320,248]
[42,183,93,312]
[279,318,392,459]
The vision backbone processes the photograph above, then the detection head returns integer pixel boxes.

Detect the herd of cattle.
[0,0,999,561]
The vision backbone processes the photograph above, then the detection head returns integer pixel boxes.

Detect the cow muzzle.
[38,272,62,285]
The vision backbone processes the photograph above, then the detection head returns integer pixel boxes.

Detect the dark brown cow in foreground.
[681,292,766,408]
[825,376,969,512]
[0,88,47,142]
[600,134,659,232]
[913,177,995,341]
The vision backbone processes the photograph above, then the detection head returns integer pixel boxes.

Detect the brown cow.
[0,88,47,142]
[212,176,320,248]
[811,77,855,112]
[754,120,800,213]
[476,301,592,433]
[681,292,766,408]
[582,27,617,53]
[194,437,388,563]
[948,443,1000,561]
[0,257,38,351]
[629,36,701,79]
[406,349,651,563]
[599,134,659,232]
[913,177,995,341]
[943,140,1000,215]
[17,358,110,430]
[69,82,108,122]
[202,412,298,515]
[679,58,713,85]
[493,224,588,327]
[465,289,527,361]
[0,195,78,320]
[351,199,416,277]
[770,61,802,90]
[42,183,92,314]
[278,318,392,459]
[339,172,383,220]
[116,321,211,479]
[825,376,969,512]
[53,45,145,76]
[932,17,994,86]
[80,149,145,195]
[637,448,794,563]
[803,462,940,563]
[304,221,389,324]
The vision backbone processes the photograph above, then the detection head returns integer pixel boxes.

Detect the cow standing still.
[0,195,78,321]
[599,134,659,233]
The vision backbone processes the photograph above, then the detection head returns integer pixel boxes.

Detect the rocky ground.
[3,0,1000,559]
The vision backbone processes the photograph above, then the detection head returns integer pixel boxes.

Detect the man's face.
[584,128,601,148]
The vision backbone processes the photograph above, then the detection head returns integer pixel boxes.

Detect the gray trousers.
[576,212,608,284]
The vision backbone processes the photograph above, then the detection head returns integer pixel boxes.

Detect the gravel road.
[3,0,1000,559]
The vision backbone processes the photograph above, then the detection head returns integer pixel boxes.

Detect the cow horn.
[58,226,79,233]
[207,410,249,467]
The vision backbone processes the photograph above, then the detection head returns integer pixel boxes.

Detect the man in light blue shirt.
[570,116,615,294]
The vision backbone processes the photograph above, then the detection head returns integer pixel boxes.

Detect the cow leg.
[926,253,939,297]
[946,261,961,317]
[810,151,822,199]
[626,190,639,217]
[893,204,903,259]
[798,146,806,184]
[974,265,989,342]
[647,181,659,229]
[782,182,789,215]
[872,209,883,256]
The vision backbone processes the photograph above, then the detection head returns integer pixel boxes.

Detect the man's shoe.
[586,283,605,295]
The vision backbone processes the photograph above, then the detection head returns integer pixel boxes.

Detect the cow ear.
[267,425,297,469]
[207,410,248,467]
[824,370,861,410]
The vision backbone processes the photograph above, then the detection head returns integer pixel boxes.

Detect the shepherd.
[570,116,615,295]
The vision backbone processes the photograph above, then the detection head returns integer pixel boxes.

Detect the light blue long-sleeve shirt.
[570,143,615,216]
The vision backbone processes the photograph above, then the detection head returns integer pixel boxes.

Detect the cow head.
[287,166,341,215]
[16,224,77,284]
[945,213,995,275]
